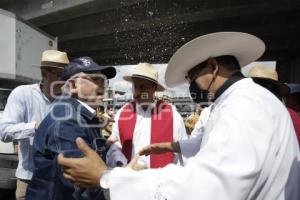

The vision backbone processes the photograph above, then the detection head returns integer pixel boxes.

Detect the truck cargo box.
[0,8,57,85]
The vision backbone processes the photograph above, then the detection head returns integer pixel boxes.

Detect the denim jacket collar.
[58,95,97,120]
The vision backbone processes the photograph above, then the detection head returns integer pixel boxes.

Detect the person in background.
[107,63,187,168]
[25,57,116,200]
[285,83,300,143]
[0,50,69,200]
[162,95,171,103]
[285,83,300,115]
[102,105,115,139]
[184,104,203,135]
[97,105,105,117]
[248,65,300,145]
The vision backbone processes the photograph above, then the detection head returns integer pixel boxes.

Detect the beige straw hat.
[248,65,289,95]
[123,63,165,91]
[33,50,69,69]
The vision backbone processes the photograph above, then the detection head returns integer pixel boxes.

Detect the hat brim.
[123,75,165,91]
[84,66,117,79]
[32,64,65,69]
[165,32,266,87]
[252,77,290,96]
[99,67,116,79]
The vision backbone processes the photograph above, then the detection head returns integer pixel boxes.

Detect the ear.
[68,79,78,94]
[207,58,219,77]
[41,68,48,80]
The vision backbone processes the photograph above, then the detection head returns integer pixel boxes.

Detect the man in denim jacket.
[25,57,116,200]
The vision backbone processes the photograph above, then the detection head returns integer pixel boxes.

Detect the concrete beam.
[1,0,95,20]
[29,0,149,26]
[59,23,300,55]
[51,1,300,42]
[0,0,150,26]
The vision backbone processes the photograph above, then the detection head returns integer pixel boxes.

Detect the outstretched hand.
[138,142,180,156]
[58,137,108,188]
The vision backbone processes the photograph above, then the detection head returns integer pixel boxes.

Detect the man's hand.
[138,142,181,156]
[58,137,108,188]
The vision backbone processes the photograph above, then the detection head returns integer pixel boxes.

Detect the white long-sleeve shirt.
[105,78,300,200]
[0,84,52,180]
[108,101,187,166]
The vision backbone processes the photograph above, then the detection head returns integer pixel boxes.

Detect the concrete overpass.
[1,0,300,82]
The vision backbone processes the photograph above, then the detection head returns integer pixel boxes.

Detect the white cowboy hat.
[123,63,165,91]
[248,65,289,96]
[33,50,69,69]
[165,32,266,87]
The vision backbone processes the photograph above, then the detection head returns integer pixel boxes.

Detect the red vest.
[118,100,174,168]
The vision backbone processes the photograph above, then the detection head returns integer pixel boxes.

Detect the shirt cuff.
[28,121,37,132]
[100,170,111,189]
[178,139,201,158]
[22,121,37,139]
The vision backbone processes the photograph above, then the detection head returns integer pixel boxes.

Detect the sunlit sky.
[109,61,276,97]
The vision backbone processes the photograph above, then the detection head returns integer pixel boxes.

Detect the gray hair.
[60,72,85,95]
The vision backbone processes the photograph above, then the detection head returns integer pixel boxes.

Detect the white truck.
[0,8,57,192]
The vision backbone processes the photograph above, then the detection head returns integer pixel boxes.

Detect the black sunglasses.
[185,60,209,83]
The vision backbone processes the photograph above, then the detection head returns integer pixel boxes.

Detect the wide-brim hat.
[33,50,69,69]
[123,63,165,91]
[248,65,289,96]
[165,32,266,87]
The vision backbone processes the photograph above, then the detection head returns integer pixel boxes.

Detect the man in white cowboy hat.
[57,32,299,200]
[0,50,69,200]
[106,62,187,168]
[248,65,300,145]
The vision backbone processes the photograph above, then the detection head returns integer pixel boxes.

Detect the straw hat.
[33,50,69,69]
[165,32,265,87]
[248,65,289,95]
[123,63,165,91]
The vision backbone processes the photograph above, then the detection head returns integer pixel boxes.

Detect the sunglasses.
[185,60,209,84]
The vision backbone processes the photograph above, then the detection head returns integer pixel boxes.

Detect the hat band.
[41,61,67,68]
[132,74,158,84]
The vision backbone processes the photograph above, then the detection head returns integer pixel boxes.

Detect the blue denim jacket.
[26,96,105,200]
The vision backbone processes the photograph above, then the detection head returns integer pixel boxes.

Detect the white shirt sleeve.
[171,106,188,165]
[108,107,123,143]
[106,143,128,168]
[178,134,202,158]
[0,87,36,142]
